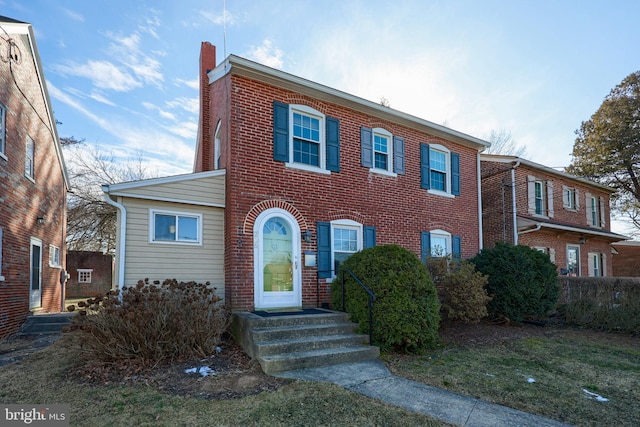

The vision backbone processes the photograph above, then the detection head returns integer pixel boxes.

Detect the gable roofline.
[480,154,614,193]
[209,54,490,151]
[103,169,226,193]
[0,17,70,190]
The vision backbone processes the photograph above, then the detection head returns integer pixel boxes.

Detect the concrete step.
[259,345,380,374]
[255,333,370,357]
[250,322,358,342]
[18,313,75,335]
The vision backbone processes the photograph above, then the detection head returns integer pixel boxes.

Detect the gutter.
[102,185,126,293]
[511,160,521,244]
[518,224,542,236]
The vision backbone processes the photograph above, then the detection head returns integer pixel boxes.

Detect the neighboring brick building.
[611,241,640,277]
[193,43,488,311]
[65,251,113,298]
[0,16,70,338]
[480,155,626,277]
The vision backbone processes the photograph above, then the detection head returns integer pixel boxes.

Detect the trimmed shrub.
[330,245,440,353]
[66,279,230,366]
[426,256,490,323]
[471,243,560,322]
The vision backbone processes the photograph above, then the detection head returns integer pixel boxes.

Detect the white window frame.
[25,136,35,181]
[562,186,578,211]
[78,269,93,283]
[214,120,222,169]
[330,220,363,277]
[370,127,395,176]
[588,252,605,277]
[430,229,452,257]
[0,227,4,281]
[49,245,61,268]
[428,144,453,198]
[566,245,580,277]
[149,209,203,245]
[287,104,328,174]
[0,103,6,160]
[527,175,554,217]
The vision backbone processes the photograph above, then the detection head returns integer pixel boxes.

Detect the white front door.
[29,238,43,309]
[254,209,301,309]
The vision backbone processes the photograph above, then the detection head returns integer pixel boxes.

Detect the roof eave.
[210,55,490,151]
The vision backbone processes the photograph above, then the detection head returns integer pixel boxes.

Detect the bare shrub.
[66,279,230,366]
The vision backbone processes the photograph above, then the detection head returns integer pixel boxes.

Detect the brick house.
[65,251,113,298]
[193,42,488,311]
[611,241,640,277]
[480,154,626,277]
[0,16,70,338]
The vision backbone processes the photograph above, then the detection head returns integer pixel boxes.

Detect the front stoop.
[18,312,75,335]
[231,310,380,374]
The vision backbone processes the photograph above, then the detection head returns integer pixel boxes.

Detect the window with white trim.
[78,269,93,283]
[430,148,448,192]
[150,210,202,244]
[534,246,556,263]
[527,175,554,217]
[588,253,604,277]
[586,193,604,228]
[566,245,580,276]
[0,103,6,158]
[430,229,451,257]
[562,186,578,211]
[214,120,222,169]
[331,220,363,273]
[49,245,61,268]
[372,128,393,173]
[25,136,35,180]
[420,143,460,197]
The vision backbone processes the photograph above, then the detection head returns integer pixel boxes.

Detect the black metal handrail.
[340,268,376,346]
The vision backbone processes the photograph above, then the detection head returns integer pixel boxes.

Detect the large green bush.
[330,245,440,353]
[66,279,230,366]
[471,243,559,322]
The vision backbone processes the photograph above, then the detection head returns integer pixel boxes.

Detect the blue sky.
[4,1,639,226]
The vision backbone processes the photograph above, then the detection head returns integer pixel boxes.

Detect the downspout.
[102,185,126,294]
[511,160,521,245]
[477,152,484,250]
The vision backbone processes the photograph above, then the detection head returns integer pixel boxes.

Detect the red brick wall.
[481,159,615,277]
[611,244,640,277]
[210,74,482,311]
[0,29,67,338]
[65,251,113,298]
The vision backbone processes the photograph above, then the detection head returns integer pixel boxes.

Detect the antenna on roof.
[223,0,227,61]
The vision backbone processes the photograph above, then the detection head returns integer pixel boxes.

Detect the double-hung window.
[420,143,460,197]
[360,127,404,175]
[0,103,6,159]
[562,186,578,211]
[588,253,604,277]
[150,210,202,245]
[317,220,376,278]
[421,230,461,262]
[273,102,340,174]
[25,136,35,180]
[585,192,605,228]
[527,175,554,217]
[49,245,61,268]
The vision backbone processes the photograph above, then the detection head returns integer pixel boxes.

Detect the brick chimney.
[196,42,216,172]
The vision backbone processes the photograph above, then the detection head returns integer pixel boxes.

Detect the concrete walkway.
[274,360,572,427]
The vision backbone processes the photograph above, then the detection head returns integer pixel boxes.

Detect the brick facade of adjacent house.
[195,44,487,311]
[481,155,624,277]
[65,251,113,298]
[0,17,69,338]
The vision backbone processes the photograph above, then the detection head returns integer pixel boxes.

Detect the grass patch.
[0,338,445,427]
[384,329,640,426]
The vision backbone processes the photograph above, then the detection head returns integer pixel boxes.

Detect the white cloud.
[175,77,199,90]
[53,60,141,92]
[62,8,84,22]
[89,91,116,106]
[166,121,198,140]
[198,9,235,26]
[142,101,176,121]
[106,31,164,87]
[166,97,199,114]
[245,39,284,69]
[47,81,110,129]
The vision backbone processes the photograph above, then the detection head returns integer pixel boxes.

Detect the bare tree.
[64,143,153,254]
[484,129,528,158]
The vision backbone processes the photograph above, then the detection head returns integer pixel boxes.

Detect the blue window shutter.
[317,222,332,278]
[420,143,430,189]
[273,101,289,162]
[421,231,431,263]
[363,226,376,249]
[326,117,340,172]
[393,136,405,175]
[451,152,460,196]
[361,127,373,168]
[452,235,461,259]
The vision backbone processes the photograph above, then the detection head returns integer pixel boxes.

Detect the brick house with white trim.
[0,16,70,338]
[480,154,626,277]
[192,42,488,311]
